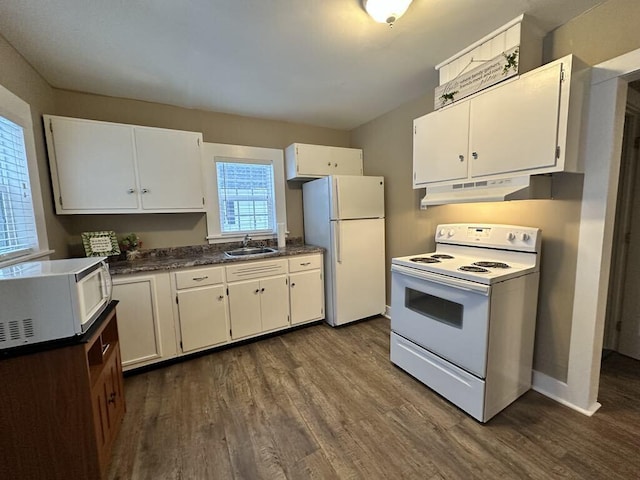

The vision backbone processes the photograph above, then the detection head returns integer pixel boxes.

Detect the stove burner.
[473,261,510,269]
[410,257,441,264]
[430,254,454,259]
[459,266,489,273]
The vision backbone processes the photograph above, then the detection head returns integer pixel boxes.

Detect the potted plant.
[119,233,142,260]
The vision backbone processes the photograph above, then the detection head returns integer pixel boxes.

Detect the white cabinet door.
[330,147,363,175]
[286,143,363,180]
[413,101,469,185]
[260,275,290,331]
[290,270,324,325]
[228,280,262,339]
[111,273,177,370]
[469,63,562,178]
[288,143,331,179]
[46,116,138,212]
[134,127,204,210]
[177,285,228,353]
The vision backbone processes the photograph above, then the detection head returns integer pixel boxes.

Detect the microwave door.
[78,265,110,331]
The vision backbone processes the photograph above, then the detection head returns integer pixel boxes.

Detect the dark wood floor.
[108,317,640,480]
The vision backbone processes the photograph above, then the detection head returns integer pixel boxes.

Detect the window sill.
[0,249,55,269]
[206,234,277,245]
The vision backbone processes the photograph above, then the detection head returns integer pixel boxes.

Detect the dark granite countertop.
[108,242,323,275]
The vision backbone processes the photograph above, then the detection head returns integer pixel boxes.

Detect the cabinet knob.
[327,162,332,166]
[218,295,224,300]
[291,283,296,288]
[458,155,464,162]
[261,287,265,292]
[472,152,478,159]
[127,188,136,194]
[334,163,338,167]
[141,188,150,194]
[108,392,116,404]
[255,289,260,294]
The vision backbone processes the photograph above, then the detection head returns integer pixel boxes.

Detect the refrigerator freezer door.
[330,175,384,220]
[329,218,386,325]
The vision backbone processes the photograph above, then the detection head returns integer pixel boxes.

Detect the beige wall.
[52,90,350,251]
[0,35,68,257]
[351,0,640,382]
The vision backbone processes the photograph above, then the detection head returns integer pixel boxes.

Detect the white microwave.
[0,257,112,349]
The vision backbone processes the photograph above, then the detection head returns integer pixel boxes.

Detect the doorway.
[604,81,640,361]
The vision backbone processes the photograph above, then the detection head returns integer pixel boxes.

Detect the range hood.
[420,175,551,208]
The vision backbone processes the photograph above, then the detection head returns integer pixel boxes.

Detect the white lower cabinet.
[289,255,324,325]
[174,266,229,353]
[111,272,178,371]
[112,253,324,370]
[227,274,290,340]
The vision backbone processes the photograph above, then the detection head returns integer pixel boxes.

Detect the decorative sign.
[434,46,520,110]
[81,231,121,257]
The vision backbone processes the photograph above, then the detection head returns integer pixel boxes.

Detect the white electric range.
[390,223,541,422]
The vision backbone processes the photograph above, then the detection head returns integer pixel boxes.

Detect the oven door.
[391,264,490,378]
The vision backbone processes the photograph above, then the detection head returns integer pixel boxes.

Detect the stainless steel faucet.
[242,234,251,248]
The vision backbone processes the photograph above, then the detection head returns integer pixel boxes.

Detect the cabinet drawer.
[226,259,287,282]
[288,255,321,272]
[175,266,224,289]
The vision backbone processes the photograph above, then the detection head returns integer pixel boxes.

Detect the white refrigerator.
[303,175,386,326]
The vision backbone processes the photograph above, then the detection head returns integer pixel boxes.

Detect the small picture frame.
[81,231,121,257]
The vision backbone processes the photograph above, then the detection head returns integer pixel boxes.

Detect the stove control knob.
[507,232,515,241]
[438,229,446,237]
[447,229,455,237]
[519,232,530,242]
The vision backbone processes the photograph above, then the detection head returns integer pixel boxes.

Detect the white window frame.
[0,84,50,268]
[203,142,287,243]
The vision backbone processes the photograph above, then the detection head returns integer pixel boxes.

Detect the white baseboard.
[383,305,391,319]
[532,370,601,416]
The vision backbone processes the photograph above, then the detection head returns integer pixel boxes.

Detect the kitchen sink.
[224,246,278,257]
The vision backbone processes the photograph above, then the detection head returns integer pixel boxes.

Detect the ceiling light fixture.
[363,0,413,26]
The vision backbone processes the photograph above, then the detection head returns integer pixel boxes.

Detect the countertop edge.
[109,246,324,276]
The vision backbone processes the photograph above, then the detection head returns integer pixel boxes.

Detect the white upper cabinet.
[413,54,588,188]
[285,143,363,180]
[469,62,562,178]
[133,127,205,210]
[413,101,469,185]
[44,115,205,214]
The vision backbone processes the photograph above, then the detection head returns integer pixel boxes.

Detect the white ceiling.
[0,0,604,130]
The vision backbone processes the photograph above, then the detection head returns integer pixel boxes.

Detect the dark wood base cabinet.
[0,305,125,480]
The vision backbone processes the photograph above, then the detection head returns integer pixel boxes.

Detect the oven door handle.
[391,264,490,295]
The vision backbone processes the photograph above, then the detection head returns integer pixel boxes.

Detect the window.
[216,161,274,233]
[0,116,38,259]
[203,143,287,243]
[0,84,49,265]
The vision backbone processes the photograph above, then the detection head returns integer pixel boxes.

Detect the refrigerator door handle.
[335,222,342,263]
[335,177,341,219]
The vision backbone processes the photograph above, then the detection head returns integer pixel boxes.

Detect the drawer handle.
[108,392,116,404]
[192,276,209,281]
[300,262,311,266]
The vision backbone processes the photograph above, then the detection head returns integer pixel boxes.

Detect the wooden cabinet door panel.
[134,127,204,210]
[290,270,323,325]
[228,280,262,339]
[49,117,138,210]
[178,285,228,352]
[469,63,562,177]
[112,277,162,366]
[294,143,332,177]
[331,147,362,175]
[260,275,290,331]
[413,101,470,185]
